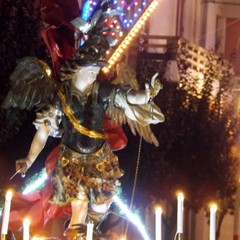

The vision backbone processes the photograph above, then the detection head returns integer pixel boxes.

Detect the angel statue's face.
[76,66,101,85]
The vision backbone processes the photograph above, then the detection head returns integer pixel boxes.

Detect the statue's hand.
[16,157,32,175]
[150,73,163,98]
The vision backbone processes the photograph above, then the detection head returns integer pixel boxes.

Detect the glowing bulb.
[125,39,130,45]
[130,32,136,37]
[102,67,108,73]
[149,7,154,12]
[122,43,127,48]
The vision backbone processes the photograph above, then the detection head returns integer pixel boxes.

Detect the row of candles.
[0,190,94,240]
[155,192,218,240]
[1,190,218,240]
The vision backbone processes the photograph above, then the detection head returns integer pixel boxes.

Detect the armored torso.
[60,81,115,154]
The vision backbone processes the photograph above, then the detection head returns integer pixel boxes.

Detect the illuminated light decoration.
[102,0,160,73]
[82,0,154,30]
[113,195,151,240]
[125,39,130,45]
[22,170,48,195]
[130,32,136,37]
[109,60,115,65]
[122,43,127,49]
[82,0,91,21]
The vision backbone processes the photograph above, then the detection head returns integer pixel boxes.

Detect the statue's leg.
[70,199,88,226]
[88,198,113,231]
[64,199,88,239]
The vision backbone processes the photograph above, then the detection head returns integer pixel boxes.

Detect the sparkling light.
[113,195,151,240]
[22,170,48,195]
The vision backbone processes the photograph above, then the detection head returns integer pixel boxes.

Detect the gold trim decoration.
[58,90,107,139]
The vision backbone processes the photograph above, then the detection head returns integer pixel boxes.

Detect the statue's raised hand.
[150,73,163,99]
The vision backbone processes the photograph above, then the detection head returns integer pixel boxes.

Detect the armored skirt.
[49,142,124,206]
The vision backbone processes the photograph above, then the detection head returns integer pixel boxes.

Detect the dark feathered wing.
[2,57,58,110]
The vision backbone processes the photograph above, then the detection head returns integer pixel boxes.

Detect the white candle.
[23,218,30,240]
[177,192,184,234]
[86,221,94,240]
[155,207,162,240]
[1,190,13,235]
[210,203,217,240]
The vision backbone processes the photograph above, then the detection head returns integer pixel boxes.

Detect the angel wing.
[2,57,58,110]
[107,61,164,147]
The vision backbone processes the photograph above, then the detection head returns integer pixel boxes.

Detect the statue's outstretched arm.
[15,124,51,175]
